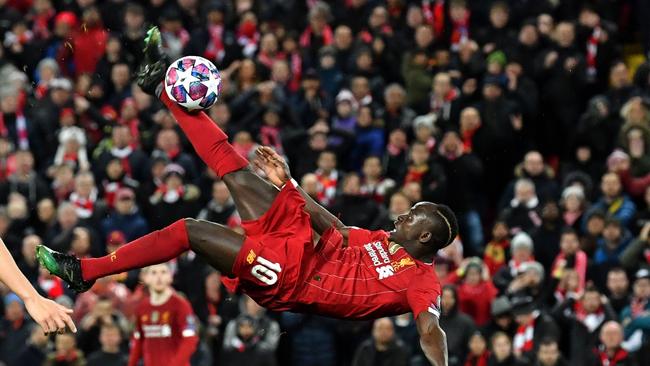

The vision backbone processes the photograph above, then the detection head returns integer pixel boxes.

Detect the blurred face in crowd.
[600,322,623,350]
[271,60,290,84]
[624,98,648,124]
[634,278,650,300]
[563,192,583,213]
[355,51,373,71]
[489,5,509,29]
[582,290,601,313]
[5,299,24,321]
[334,25,353,50]
[238,59,256,81]
[415,25,434,49]
[29,325,49,347]
[342,174,361,195]
[601,173,622,199]
[57,204,78,229]
[237,319,256,340]
[416,124,433,143]
[357,106,373,127]
[124,7,144,30]
[460,107,481,132]
[524,152,544,176]
[433,73,452,98]
[145,264,173,294]
[441,287,456,314]
[410,143,429,165]
[483,83,502,101]
[71,227,91,256]
[22,235,40,264]
[537,14,554,35]
[468,333,487,356]
[610,62,630,89]
[602,223,622,245]
[537,342,560,366]
[75,173,95,197]
[389,193,411,218]
[212,181,231,205]
[1,94,17,113]
[336,100,353,118]
[112,125,131,149]
[111,63,130,89]
[210,103,231,127]
[351,76,370,99]
[492,333,512,360]
[55,333,76,354]
[441,131,462,155]
[15,151,34,174]
[450,3,468,22]
[626,128,645,157]
[586,215,605,236]
[309,132,328,151]
[402,182,422,202]
[106,159,124,180]
[607,270,629,297]
[362,156,382,180]
[512,243,532,263]
[492,222,508,241]
[205,271,222,303]
[554,22,575,48]
[388,129,407,149]
[99,326,122,352]
[372,318,395,346]
[464,266,482,286]
[519,24,538,46]
[115,193,135,215]
[300,174,320,198]
[157,130,180,152]
[579,8,600,28]
[317,152,337,173]
[514,180,535,204]
[260,33,278,54]
[406,6,424,28]
[560,232,579,255]
[369,6,388,28]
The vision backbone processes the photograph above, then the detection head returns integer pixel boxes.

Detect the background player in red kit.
[37,27,455,366]
[129,263,199,366]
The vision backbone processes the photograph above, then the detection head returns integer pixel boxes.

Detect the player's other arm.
[416,311,448,366]
[0,237,76,334]
[255,147,347,236]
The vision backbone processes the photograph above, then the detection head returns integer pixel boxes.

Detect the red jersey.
[129,292,199,366]
[225,181,442,321]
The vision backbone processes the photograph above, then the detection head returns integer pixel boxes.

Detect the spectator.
[221,315,277,366]
[588,321,636,366]
[281,313,338,366]
[588,173,636,228]
[13,324,51,366]
[377,83,416,132]
[550,228,588,297]
[493,232,535,293]
[94,124,150,183]
[313,150,340,206]
[456,258,498,327]
[531,201,563,271]
[16,234,40,285]
[86,323,128,366]
[148,164,200,229]
[560,185,588,234]
[500,151,559,210]
[488,331,516,366]
[0,293,33,366]
[499,178,542,235]
[44,333,85,366]
[510,296,560,363]
[483,221,511,276]
[621,222,650,273]
[224,295,280,354]
[464,331,490,366]
[534,338,568,366]
[329,172,386,230]
[101,187,148,245]
[606,268,631,316]
[197,180,241,228]
[594,218,633,287]
[483,297,516,340]
[440,285,477,366]
[620,269,650,352]
[351,317,409,366]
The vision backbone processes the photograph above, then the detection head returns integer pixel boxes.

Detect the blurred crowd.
[0,0,649,365]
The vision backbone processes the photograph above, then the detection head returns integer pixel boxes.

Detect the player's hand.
[254,146,291,187]
[24,295,77,335]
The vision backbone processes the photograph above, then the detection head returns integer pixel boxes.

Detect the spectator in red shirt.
[456,258,498,327]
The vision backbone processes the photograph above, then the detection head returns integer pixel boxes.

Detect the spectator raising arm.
[0,237,76,334]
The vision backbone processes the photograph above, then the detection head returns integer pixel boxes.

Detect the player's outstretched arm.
[0,238,76,334]
[416,312,448,366]
[255,147,346,235]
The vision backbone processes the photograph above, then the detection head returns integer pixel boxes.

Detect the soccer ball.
[164,56,222,111]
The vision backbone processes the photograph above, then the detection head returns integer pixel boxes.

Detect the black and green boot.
[36,245,95,293]
[136,26,169,96]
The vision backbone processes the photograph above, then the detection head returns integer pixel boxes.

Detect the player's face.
[393,202,434,244]
[146,265,173,293]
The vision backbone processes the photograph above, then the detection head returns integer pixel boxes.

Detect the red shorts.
[222,182,315,310]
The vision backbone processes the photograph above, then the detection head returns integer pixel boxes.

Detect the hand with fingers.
[24,295,77,335]
[254,146,292,187]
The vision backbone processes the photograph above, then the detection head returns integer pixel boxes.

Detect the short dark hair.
[561,227,578,238]
[429,204,459,250]
[538,337,558,348]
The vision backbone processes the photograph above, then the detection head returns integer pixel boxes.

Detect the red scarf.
[422,0,445,38]
[574,300,605,331]
[315,169,338,206]
[237,21,259,57]
[630,297,648,317]
[513,315,536,355]
[0,112,29,150]
[69,190,97,219]
[462,127,478,153]
[404,164,428,184]
[204,24,225,62]
[596,346,628,366]
[32,8,55,39]
[103,181,123,208]
[483,239,510,275]
[464,352,489,366]
[551,250,587,291]
[450,10,470,51]
[300,25,333,48]
[288,51,302,92]
[586,25,601,80]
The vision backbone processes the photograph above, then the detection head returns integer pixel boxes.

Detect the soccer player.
[129,263,199,366]
[37,27,454,366]
[0,237,76,335]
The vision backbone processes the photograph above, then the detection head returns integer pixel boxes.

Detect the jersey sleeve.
[170,297,199,365]
[347,227,388,247]
[406,269,442,319]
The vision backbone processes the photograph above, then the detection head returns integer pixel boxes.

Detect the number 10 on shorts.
[251,256,282,285]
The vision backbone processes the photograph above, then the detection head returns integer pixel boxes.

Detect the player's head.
[143,263,173,294]
[392,202,458,257]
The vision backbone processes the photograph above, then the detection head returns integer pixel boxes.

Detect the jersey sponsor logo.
[246,249,257,264]
[251,255,282,285]
[376,265,395,279]
[142,324,172,338]
[388,242,403,255]
[391,257,415,271]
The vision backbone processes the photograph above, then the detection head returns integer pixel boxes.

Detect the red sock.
[160,92,248,177]
[81,219,190,282]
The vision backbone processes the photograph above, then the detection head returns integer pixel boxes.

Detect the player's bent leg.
[185,218,243,276]
[36,219,243,292]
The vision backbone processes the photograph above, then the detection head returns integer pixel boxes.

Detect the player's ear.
[419,231,432,244]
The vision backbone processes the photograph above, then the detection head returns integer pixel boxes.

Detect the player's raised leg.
[137,27,279,221]
[36,218,243,292]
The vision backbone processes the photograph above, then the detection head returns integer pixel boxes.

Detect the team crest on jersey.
[151,311,159,323]
[162,311,170,323]
[391,257,415,271]
[246,249,257,264]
